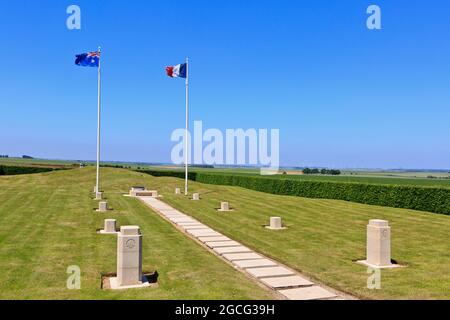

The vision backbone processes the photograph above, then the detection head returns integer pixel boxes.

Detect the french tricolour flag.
[166,63,187,78]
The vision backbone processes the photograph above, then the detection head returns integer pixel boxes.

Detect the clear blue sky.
[1,0,449,169]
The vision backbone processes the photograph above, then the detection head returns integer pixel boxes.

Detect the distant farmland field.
[148,167,450,188]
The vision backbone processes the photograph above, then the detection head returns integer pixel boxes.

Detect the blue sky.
[0,0,449,169]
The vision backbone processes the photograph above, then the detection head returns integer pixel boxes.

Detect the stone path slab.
[260,276,314,289]
[136,195,347,301]
[187,229,221,237]
[233,259,278,269]
[246,266,295,278]
[278,286,337,300]
[205,241,241,248]
[222,252,263,261]
[183,226,210,230]
[177,222,204,227]
[213,246,252,254]
[198,236,231,242]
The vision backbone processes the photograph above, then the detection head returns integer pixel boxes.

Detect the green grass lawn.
[0,168,275,300]
[146,172,450,300]
[2,167,450,300]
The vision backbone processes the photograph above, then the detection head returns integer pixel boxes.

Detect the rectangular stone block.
[99,201,109,212]
[260,276,314,289]
[205,241,241,248]
[198,236,231,242]
[129,190,158,197]
[246,266,295,278]
[186,228,219,236]
[104,219,116,233]
[117,227,143,286]
[278,286,336,300]
[233,259,277,269]
[213,246,252,254]
[183,226,210,230]
[367,219,391,267]
[222,252,263,261]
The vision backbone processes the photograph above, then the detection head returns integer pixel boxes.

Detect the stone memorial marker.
[129,187,158,197]
[109,226,151,289]
[95,191,103,200]
[192,193,200,201]
[265,217,286,230]
[358,219,399,268]
[175,188,181,194]
[218,202,232,212]
[98,201,109,212]
[100,219,117,234]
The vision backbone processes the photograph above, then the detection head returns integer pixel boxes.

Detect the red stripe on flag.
[166,66,174,77]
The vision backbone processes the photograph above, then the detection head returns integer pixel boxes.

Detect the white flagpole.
[185,58,189,196]
[96,47,102,195]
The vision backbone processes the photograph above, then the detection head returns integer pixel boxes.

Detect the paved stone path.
[136,196,350,300]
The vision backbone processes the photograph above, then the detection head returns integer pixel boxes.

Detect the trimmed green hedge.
[138,170,450,215]
[0,165,61,176]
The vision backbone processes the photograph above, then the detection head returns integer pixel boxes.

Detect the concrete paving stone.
[278,286,337,300]
[214,246,252,254]
[222,252,263,261]
[260,276,314,289]
[187,229,222,237]
[162,210,184,214]
[177,222,204,227]
[245,266,295,278]
[205,241,241,248]
[233,259,278,269]
[169,218,197,223]
[198,236,231,242]
[182,225,210,230]
[164,213,186,218]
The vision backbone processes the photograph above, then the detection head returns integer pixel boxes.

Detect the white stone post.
[98,201,109,212]
[221,202,229,211]
[366,219,392,267]
[104,219,116,233]
[270,217,283,229]
[192,193,200,201]
[95,191,103,200]
[175,188,181,195]
[117,226,142,286]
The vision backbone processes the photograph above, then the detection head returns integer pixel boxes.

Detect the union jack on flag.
[75,51,100,67]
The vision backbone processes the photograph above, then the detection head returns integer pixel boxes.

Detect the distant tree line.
[303,168,341,175]
[0,155,9,158]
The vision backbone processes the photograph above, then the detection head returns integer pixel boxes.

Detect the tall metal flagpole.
[185,58,189,196]
[96,47,102,195]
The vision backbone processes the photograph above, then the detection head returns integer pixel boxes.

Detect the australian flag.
[75,51,100,67]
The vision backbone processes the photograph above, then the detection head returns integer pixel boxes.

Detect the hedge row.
[0,165,61,176]
[138,170,450,215]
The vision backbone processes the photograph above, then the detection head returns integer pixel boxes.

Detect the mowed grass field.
[0,168,276,299]
[146,171,450,300]
[2,168,450,299]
